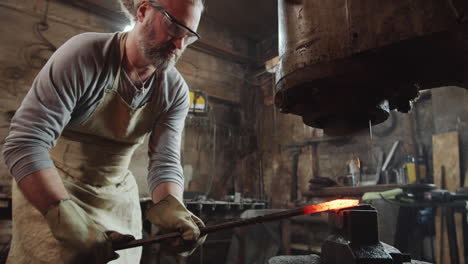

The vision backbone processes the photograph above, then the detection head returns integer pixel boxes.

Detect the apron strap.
[111,32,128,92]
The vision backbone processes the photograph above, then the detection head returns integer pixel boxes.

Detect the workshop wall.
[254,71,437,207]
[0,0,118,193]
[432,86,468,186]
[0,0,259,202]
[254,73,314,208]
[254,81,468,208]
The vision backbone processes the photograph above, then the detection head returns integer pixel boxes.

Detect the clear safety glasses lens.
[161,15,199,46]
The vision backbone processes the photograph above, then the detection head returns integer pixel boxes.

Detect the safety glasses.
[146,1,201,46]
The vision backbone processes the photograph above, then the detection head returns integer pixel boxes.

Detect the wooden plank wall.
[432,131,464,264]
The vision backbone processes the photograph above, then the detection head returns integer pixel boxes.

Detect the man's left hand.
[146,194,207,256]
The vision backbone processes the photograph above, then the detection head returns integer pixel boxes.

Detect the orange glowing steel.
[302,199,359,215]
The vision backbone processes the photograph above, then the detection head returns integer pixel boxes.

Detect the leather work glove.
[45,199,135,264]
[146,194,207,256]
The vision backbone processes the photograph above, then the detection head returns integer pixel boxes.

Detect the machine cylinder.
[276,0,468,135]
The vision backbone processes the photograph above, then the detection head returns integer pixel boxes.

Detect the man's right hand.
[45,199,134,263]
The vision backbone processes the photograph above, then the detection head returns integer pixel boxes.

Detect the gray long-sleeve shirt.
[3,32,189,193]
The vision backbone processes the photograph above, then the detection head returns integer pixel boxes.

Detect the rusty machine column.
[276,0,468,135]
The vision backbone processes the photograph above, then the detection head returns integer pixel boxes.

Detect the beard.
[138,18,181,74]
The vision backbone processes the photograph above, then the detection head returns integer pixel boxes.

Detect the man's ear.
[136,2,150,23]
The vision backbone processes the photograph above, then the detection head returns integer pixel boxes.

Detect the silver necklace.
[126,57,153,92]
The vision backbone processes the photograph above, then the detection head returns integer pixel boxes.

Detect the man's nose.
[172,37,185,50]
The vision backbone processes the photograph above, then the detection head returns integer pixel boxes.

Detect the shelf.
[303,184,402,198]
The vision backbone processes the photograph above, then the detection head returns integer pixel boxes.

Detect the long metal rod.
[382,140,400,171]
[114,199,359,251]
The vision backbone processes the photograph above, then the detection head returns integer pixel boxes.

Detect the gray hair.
[119,0,204,22]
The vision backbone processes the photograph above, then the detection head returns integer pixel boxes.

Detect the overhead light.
[123,23,135,32]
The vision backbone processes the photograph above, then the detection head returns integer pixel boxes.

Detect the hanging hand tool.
[113,199,359,251]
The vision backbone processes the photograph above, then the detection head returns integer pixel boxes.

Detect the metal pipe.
[382,141,400,172]
[290,149,301,202]
[113,199,359,251]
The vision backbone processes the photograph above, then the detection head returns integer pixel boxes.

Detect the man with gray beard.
[3,0,206,263]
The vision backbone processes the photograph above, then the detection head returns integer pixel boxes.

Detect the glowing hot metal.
[114,199,360,250]
[302,199,360,215]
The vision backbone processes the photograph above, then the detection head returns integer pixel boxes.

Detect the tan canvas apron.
[8,33,160,264]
